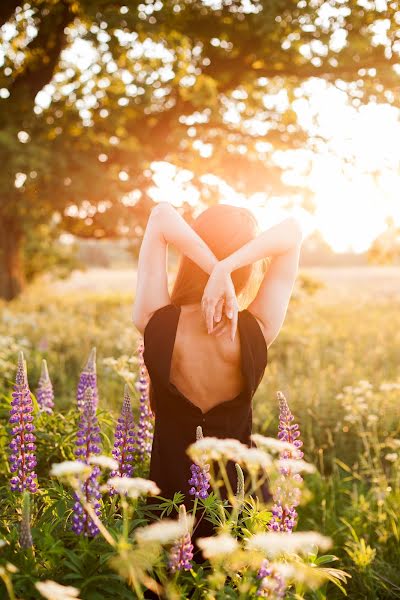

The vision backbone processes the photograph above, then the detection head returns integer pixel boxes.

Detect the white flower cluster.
[135,516,194,544]
[187,437,272,471]
[106,476,160,499]
[246,531,331,557]
[35,580,81,600]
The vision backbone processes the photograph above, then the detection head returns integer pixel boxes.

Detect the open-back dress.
[143,303,270,547]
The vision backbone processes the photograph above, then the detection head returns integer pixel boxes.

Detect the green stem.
[0,574,16,600]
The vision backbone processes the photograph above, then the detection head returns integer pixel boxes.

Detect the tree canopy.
[0,0,399,298]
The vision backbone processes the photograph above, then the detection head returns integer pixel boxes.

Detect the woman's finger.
[214,298,224,323]
[206,301,217,334]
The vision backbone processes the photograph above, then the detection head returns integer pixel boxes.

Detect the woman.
[132,201,302,548]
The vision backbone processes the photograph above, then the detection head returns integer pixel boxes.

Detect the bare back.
[170,304,246,414]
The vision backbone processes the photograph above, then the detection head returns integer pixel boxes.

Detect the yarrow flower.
[36,359,54,414]
[72,388,102,537]
[188,426,210,500]
[9,352,38,493]
[197,533,239,559]
[256,559,286,599]
[135,515,194,545]
[135,341,153,460]
[35,580,82,600]
[109,385,135,494]
[107,476,160,499]
[168,505,194,573]
[246,531,331,557]
[76,348,98,411]
[268,391,304,533]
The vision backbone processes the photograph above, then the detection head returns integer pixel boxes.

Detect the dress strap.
[238,309,268,395]
[143,303,180,383]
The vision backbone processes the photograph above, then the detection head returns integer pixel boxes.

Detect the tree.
[1,0,399,299]
[368,218,400,265]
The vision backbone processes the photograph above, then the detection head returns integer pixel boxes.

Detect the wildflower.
[50,461,91,480]
[35,580,82,600]
[385,453,398,463]
[235,447,272,472]
[136,515,194,545]
[76,348,98,411]
[197,533,239,558]
[20,492,33,549]
[187,436,245,463]
[268,392,305,533]
[247,531,331,557]
[135,341,154,460]
[277,458,316,475]
[251,434,296,455]
[9,352,38,493]
[188,426,211,499]
[188,463,211,499]
[256,559,286,598]
[107,476,160,499]
[235,463,245,513]
[109,385,135,493]
[72,388,102,537]
[88,455,118,471]
[168,505,194,572]
[276,392,303,460]
[36,359,54,414]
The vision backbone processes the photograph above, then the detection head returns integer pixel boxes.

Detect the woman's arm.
[133,202,234,334]
[202,217,303,346]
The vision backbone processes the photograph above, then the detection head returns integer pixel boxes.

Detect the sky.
[148,80,400,254]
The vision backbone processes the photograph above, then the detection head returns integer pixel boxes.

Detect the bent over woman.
[132,202,302,552]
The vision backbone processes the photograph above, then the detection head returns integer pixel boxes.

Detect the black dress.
[143,303,269,516]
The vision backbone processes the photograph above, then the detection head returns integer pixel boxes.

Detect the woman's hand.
[201,263,239,341]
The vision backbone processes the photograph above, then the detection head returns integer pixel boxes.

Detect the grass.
[0,266,399,598]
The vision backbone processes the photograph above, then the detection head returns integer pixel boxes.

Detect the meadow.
[0,267,399,599]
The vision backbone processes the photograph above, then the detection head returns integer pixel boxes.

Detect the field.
[1,266,399,599]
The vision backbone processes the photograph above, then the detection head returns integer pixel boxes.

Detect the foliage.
[1,1,400,297]
[0,278,400,597]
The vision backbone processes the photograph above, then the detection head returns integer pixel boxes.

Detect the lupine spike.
[168,505,194,573]
[268,391,303,533]
[72,388,101,536]
[109,385,136,494]
[9,352,38,494]
[20,491,33,549]
[256,559,286,598]
[76,347,98,411]
[235,463,245,513]
[36,359,54,414]
[188,426,210,500]
[135,340,153,460]
[196,425,204,441]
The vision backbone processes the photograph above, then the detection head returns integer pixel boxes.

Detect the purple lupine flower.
[9,352,38,494]
[169,532,194,573]
[72,388,101,536]
[135,341,153,460]
[36,359,54,414]
[76,348,98,411]
[109,385,135,494]
[20,491,33,549]
[268,391,304,533]
[256,559,286,598]
[168,505,194,573]
[188,425,210,500]
[188,463,211,499]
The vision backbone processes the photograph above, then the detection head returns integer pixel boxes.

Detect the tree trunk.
[0,217,25,300]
